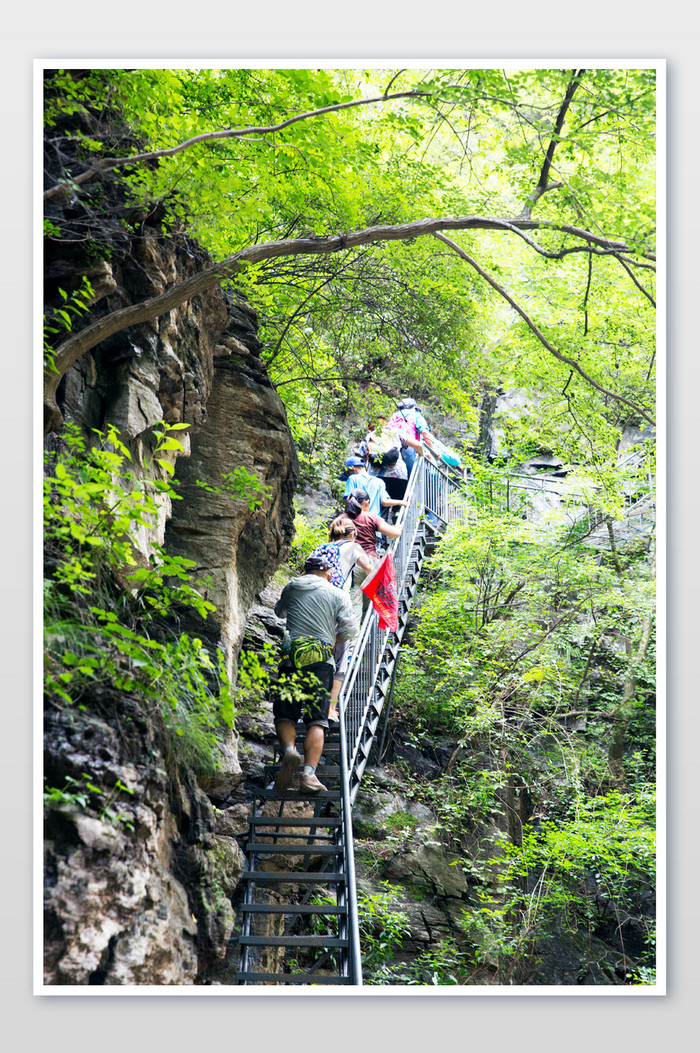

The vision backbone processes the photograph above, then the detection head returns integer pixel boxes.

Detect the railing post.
[338,702,362,985]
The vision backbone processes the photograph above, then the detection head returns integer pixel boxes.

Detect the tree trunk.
[607,614,653,787]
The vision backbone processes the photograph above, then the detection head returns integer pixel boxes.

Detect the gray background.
[4,9,694,1051]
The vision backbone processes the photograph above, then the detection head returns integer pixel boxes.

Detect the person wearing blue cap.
[343,457,408,517]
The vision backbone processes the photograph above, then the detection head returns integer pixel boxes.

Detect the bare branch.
[537,70,586,191]
[519,69,586,219]
[483,218,655,268]
[383,70,408,96]
[265,251,370,365]
[613,252,656,306]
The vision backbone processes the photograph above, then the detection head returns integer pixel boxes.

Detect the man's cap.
[303,554,332,573]
[397,397,417,409]
[344,456,365,467]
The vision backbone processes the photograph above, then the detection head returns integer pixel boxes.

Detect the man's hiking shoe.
[299,772,328,794]
[274,748,303,791]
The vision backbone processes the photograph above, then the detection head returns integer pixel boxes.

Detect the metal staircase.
[235,459,467,985]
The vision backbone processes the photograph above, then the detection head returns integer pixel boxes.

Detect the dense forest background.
[41,65,658,988]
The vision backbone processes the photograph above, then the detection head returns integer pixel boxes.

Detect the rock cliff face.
[43,199,298,984]
[44,693,243,985]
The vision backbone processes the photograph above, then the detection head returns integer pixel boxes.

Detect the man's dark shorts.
[272,659,333,730]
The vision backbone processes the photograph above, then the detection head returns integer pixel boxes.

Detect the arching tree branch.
[43,88,428,202]
[43,211,654,433]
[433,232,655,426]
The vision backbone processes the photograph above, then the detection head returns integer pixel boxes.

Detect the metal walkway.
[235,459,466,985]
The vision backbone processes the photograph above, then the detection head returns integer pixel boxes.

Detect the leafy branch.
[43,211,655,433]
[433,232,655,426]
[43,86,428,202]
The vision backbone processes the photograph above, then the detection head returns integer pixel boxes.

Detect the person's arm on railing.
[376,516,402,539]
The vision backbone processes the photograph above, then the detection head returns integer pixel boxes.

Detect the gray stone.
[384,841,469,900]
[105,374,164,439]
[197,731,244,801]
[213,803,252,838]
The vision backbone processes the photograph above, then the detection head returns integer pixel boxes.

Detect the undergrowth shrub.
[43,421,236,772]
[288,500,332,573]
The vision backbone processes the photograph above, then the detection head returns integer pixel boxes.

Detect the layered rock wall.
[44,199,298,984]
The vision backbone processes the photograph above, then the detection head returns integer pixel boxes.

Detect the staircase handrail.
[337,691,363,984]
[338,459,423,781]
[339,458,465,788]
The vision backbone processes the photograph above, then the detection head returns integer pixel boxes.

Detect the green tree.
[43,65,656,456]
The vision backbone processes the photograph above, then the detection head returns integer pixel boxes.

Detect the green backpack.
[289,636,333,669]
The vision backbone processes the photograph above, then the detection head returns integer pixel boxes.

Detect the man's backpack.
[369,426,402,468]
[306,542,352,590]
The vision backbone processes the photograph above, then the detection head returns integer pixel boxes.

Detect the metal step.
[240,871,345,883]
[253,788,341,802]
[246,843,342,856]
[239,903,347,915]
[239,935,348,948]
[246,831,337,842]
[236,972,351,985]
[263,764,340,777]
[249,815,342,827]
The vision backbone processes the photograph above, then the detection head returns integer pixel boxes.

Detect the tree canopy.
[44,65,656,466]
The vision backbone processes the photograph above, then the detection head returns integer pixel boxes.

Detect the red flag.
[361,550,399,632]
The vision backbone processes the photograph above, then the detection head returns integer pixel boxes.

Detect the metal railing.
[335,457,467,984]
[339,458,467,788]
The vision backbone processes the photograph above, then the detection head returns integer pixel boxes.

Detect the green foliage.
[461,789,656,983]
[44,66,656,457]
[389,468,655,982]
[232,644,276,714]
[44,422,214,614]
[43,774,92,810]
[355,887,412,981]
[43,277,94,373]
[288,501,331,573]
[355,885,472,985]
[44,773,136,830]
[44,421,234,772]
[44,66,658,983]
[195,466,270,510]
